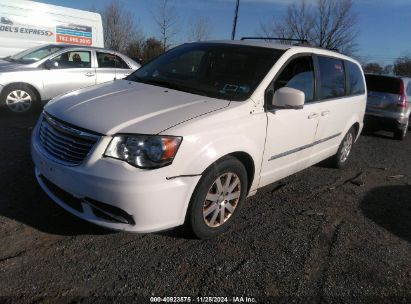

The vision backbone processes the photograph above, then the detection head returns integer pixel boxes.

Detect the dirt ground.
[0,113,410,304]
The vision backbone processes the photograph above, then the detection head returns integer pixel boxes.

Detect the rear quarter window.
[346,61,365,95]
[97,52,130,69]
[318,56,346,99]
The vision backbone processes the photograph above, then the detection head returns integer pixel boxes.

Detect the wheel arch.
[2,82,42,102]
[200,151,256,195]
[228,151,255,194]
[352,121,361,140]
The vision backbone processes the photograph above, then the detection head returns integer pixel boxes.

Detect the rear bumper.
[365,112,408,130]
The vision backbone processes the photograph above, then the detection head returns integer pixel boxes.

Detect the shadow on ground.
[0,113,113,236]
[360,124,407,140]
[361,185,411,243]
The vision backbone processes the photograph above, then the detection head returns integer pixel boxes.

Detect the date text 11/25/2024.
[149,296,257,303]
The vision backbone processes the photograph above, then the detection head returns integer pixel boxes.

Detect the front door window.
[51,51,91,69]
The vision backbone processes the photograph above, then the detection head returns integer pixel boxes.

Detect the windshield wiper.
[171,83,216,98]
[145,78,174,89]
[127,76,216,98]
[4,58,23,63]
[129,77,179,90]
[148,79,216,97]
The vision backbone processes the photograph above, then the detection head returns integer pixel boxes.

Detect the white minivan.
[31,40,366,239]
[0,0,103,58]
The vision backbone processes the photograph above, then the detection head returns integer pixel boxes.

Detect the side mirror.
[44,60,59,70]
[272,87,305,110]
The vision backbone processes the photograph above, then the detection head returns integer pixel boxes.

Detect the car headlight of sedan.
[104,135,182,169]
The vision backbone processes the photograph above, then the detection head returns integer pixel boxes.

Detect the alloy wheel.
[202,172,241,228]
[340,132,353,163]
[5,90,33,113]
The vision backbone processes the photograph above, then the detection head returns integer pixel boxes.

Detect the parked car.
[0,44,140,114]
[364,74,411,140]
[31,40,366,239]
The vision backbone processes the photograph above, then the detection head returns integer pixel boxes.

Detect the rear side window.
[318,56,345,99]
[346,61,365,95]
[97,52,130,69]
[365,75,400,94]
[273,56,315,102]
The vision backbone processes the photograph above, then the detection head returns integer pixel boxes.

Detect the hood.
[45,80,230,135]
[0,60,37,72]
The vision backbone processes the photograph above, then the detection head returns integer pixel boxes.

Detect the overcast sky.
[39,0,411,66]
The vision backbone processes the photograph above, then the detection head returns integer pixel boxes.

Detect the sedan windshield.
[5,45,64,64]
[127,43,284,101]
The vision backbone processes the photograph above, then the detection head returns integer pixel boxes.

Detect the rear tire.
[0,84,39,115]
[330,127,356,169]
[185,156,248,239]
[393,119,408,140]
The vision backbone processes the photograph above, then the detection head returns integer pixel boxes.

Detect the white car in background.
[31,40,366,239]
[0,44,140,114]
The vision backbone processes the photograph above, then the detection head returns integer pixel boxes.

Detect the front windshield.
[127,43,284,101]
[6,45,64,64]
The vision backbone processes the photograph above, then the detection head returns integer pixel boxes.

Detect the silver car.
[365,74,411,140]
[0,44,140,114]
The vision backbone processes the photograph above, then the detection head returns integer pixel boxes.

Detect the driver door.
[42,50,96,100]
[259,55,321,187]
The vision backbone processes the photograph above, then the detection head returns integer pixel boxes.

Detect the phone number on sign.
[56,34,92,46]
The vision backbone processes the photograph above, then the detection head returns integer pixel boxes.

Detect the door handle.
[85,72,95,77]
[308,113,319,119]
[321,110,330,116]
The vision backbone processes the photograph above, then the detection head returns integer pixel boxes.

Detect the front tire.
[1,84,39,114]
[185,156,248,239]
[330,127,356,168]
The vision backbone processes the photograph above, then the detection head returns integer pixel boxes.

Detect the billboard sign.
[0,17,93,46]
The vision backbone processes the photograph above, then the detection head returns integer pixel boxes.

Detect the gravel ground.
[0,113,410,304]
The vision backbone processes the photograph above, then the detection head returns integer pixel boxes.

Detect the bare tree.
[393,56,411,77]
[315,0,358,54]
[153,0,179,51]
[142,38,165,63]
[101,0,142,52]
[363,63,383,75]
[125,38,144,63]
[188,16,212,42]
[259,0,358,54]
[260,0,314,43]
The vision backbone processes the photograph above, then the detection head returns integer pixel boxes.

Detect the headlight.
[104,135,182,169]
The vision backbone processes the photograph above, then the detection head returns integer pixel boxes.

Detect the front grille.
[38,113,100,166]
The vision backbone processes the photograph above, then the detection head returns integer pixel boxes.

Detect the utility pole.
[231,0,240,40]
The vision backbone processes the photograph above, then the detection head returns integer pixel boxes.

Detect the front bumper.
[31,122,200,233]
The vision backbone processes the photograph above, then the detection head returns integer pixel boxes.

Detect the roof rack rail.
[240,37,309,44]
